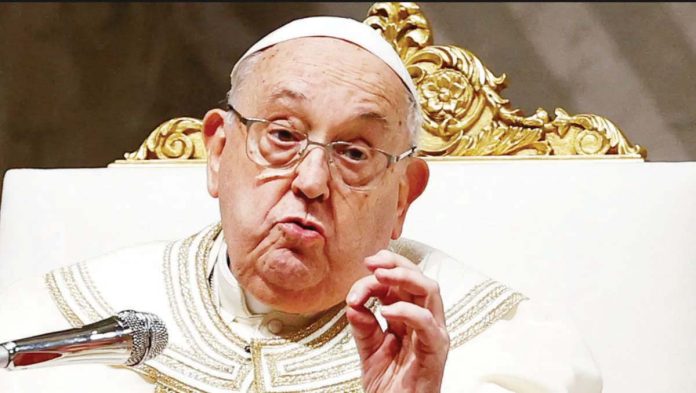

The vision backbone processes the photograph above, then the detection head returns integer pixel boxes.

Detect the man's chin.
[256,249,327,291]
[246,276,338,315]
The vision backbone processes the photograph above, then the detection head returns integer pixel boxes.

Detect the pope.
[0,16,602,393]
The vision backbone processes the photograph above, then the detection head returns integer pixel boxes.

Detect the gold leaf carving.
[119,2,646,162]
[549,109,645,156]
[366,2,646,159]
[123,118,205,161]
[365,2,433,59]
[453,125,550,157]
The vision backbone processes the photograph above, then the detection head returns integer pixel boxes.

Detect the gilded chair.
[1,3,694,392]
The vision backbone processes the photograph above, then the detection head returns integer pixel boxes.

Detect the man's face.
[204,37,428,314]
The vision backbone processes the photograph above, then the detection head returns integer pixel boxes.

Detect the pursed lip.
[276,216,326,238]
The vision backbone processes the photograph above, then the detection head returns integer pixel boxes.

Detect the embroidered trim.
[165,232,249,389]
[192,224,360,391]
[77,261,115,316]
[450,291,527,349]
[45,271,82,327]
[42,223,528,393]
[445,278,495,320]
[62,265,102,322]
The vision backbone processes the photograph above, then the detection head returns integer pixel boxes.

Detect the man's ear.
[202,109,228,198]
[391,157,429,239]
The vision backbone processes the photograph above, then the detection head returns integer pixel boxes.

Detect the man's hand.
[346,250,450,393]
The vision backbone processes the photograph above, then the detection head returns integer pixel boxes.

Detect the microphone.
[0,310,168,370]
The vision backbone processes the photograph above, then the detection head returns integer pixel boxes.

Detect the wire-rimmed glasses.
[227,104,417,191]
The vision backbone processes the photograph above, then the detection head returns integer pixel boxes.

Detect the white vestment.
[0,223,601,392]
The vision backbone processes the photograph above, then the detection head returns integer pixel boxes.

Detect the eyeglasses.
[227,104,417,191]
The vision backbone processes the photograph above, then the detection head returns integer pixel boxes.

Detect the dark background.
[1,2,695,200]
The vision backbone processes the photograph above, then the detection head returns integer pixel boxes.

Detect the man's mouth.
[276,217,325,240]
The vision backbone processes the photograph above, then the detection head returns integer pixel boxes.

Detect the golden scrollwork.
[117,2,645,163]
[118,117,206,164]
[366,2,646,159]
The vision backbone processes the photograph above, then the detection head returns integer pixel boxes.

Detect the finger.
[374,267,446,323]
[347,274,394,308]
[364,250,420,272]
[379,303,407,337]
[380,302,450,353]
[346,304,385,361]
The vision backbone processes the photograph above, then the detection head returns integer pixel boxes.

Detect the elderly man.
[0,17,601,392]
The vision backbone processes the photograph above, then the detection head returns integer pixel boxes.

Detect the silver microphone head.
[116,310,168,366]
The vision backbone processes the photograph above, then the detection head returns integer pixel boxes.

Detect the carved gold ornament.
[117,2,645,164]
[113,118,206,165]
[366,2,645,159]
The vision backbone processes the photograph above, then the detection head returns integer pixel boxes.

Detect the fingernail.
[347,292,358,305]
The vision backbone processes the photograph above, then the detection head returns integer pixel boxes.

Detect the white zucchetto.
[233,16,418,99]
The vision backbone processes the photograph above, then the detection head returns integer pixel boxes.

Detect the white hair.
[226,52,423,148]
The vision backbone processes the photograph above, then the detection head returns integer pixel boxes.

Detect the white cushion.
[1,160,695,392]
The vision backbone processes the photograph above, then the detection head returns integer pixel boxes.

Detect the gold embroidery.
[450,292,527,349]
[171,235,245,359]
[282,334,355,372]
[191,224,250,350]
[285,303,349,345]
[447,284,508,331]
[127,354,215,393]
[144,365,208,393]
[45,271,83,327]
[78,261,115,315]
[190,224,361,391]
[43,223,528,393]
[163,240,209,360]
[265,316,358,386]
[164,234,249,389]
[155,352,240,389]
[62,265,103,322]
[301,378,364,393]
[74,256,222,391]
[250,340,363,393]
[444,278,495,320]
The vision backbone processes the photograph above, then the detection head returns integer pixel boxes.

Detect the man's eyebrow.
[269,88,308,102]
[354,111,389,126]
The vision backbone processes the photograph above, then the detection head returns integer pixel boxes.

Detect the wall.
[1,3,695,200]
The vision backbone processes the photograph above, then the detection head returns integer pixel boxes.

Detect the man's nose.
[290,146,331,202]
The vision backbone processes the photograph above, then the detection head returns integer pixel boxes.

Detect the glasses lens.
[244,119,392,190]
[247,121,306,167]
[331,142,389,189]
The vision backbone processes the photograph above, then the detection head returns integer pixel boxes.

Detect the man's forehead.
[232,16,418,100]
[273,86,390,120]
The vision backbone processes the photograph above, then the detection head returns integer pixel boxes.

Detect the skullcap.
[233,16,418,99]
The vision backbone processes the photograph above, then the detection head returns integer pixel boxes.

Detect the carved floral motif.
[123,118,205,162]
[366,1,645,159]
[121,2,645,163]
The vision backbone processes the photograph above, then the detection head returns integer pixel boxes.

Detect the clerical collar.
[210,232,320,330]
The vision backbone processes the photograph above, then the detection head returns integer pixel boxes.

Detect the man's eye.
[338,146,369,162]
[269,129,302,143]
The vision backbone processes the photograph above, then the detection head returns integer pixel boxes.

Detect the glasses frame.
[226,104,417,188]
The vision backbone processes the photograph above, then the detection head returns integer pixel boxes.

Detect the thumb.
[346,304,384,362]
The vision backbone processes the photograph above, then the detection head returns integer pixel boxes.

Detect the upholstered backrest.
[1,161,695,392]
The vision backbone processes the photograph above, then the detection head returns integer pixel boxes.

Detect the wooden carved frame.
[112,2,645,166]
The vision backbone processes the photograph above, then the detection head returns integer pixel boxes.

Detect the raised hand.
[346,250,450,393]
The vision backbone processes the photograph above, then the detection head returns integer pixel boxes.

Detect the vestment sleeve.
[442,300,603,393]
